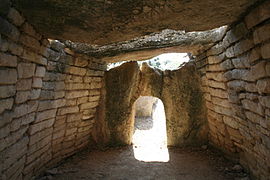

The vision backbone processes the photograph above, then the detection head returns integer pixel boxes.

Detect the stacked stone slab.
[195,1,270,179]
[0,3,106,179]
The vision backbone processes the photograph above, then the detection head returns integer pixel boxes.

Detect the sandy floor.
[38,146,249,180]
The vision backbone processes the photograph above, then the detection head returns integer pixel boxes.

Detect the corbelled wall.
[0,6,106,179]
[195,1,270,179]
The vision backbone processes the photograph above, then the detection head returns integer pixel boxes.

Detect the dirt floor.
[37,146,250,180]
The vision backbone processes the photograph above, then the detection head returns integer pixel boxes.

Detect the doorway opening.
[132,96,169,162]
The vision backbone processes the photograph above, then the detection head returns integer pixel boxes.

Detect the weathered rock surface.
[64,27,227,62]
[13,0,257,44]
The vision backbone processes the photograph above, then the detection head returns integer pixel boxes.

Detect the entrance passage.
[132,96,169,162]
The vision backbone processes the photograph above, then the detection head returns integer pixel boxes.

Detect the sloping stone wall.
[0,5,105,179]
[195,1,270,179]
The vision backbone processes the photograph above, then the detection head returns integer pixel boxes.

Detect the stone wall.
[195,1,270,179]
[135,96,157,117]
[97,61,207,147]
[0,5,105,179]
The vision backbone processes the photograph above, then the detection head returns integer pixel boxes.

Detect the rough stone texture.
[0,6,106,179]
[13,0,257,44]
[135,96,157,117]
[95,62,207,147]
[65,27,227,62]
[195,1,270,179]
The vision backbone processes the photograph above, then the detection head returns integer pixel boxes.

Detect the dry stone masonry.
[0,5,106,179]
[195,1,270,179]
[0,0,270,180]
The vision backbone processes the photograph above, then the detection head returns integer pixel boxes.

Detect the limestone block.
[227,90,240,104]
[57,106,79,115]
[22,49,47,65]
[227,80,246,92]
[43,81,65,91]
[4,155,25,180]
[244,82,257,92]
[16,78,32,90]
[65,83,87,90]
[66,113,81,123]
[0,16,20,41]
[84,76,102,83]
[15,90,31,104]
[36,109,57,122]
[79,101,99,110]
[7,8,25,27]
[53,129,65,140]
[208,87,228,99]
[65,65,86,76]
[86,70,104,77]
[28,135,51,155]
[29,127,53,145]
[257,79,270,94]
[90,81,102,89]
[212,96,231,108]
[65,99,77,106]
[35,66,46,77]
[225,23,248,44]
[261,42,270,59]
[223,116,239,129]
[0,37,9,52]
[32,77,42,88]
[21,22,42,40]
[0,52,17,67]
[44,72,65,81]
[14,101,38,118]
[65,75,83,84]
[227,126,242,141]
[19,33,41,51]
[65,90,89,99]
[89,89,101,96]
[88,95,100,102]
[0,123,10,139]
[1,136,28,171]
[77,97,88,105]
[50,40,65,52]
[25,143,50,164]
[74,57,88,67]
[0,126,28,152]
[248,48,261,64]
[10,118,21,132]
[245,111,264,125]
[223,69,249,81]
[30,89,41,100]
[0,85,16,98]
[206,72,226,82]
[242,99,264,116]
[259,96,270,108]
[65,128,77,136]
[40,90,65,100]
[234,39,254,56]
[220,59,234,70]
[0,98,13,114]
[253,24,270,44]
[232,56,250,69]
[29,118,55,135]
[18,63,36,79]
[0,68,17,84]
[20,112,35,125]
[245,1,270,29]
[8,41,23,56]
[38,99,66,111]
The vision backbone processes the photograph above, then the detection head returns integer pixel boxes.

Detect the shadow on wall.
[132,96,169,162]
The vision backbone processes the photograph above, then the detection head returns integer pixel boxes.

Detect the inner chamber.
[132,96,169,162]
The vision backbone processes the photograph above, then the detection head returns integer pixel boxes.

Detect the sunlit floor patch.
[132,99,169,162]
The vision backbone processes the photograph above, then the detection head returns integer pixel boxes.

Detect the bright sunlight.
[132,97,169,162]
